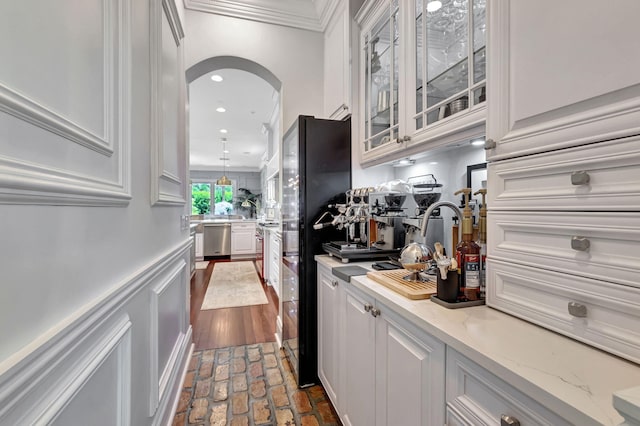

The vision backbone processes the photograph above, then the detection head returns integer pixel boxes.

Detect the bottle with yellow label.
[454,188,481,301]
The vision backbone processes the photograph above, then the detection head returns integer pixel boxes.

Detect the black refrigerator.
[281,115,351,387]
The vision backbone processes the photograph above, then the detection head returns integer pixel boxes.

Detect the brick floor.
[173,343,342,426]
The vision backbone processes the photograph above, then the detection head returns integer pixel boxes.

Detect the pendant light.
[216,138,231,185]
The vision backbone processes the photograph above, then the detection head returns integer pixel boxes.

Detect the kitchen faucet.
[420,201,463,244]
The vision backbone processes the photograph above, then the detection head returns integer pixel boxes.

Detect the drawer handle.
[484,138,497,150]
[331,279,338,287]
[568,302,588,318]
[501,415,520,426]
[571,170,590,185]
[370,308,381,318]
[571,236,590,252]
[364,303,373,312]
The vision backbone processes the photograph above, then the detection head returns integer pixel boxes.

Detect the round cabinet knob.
[331,279,338,287]
[364,303,373,312]
[370,308,381,318]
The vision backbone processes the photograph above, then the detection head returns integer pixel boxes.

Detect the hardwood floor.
[190,259,279,351]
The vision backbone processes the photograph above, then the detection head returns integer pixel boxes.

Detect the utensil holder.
[437,270,459,303]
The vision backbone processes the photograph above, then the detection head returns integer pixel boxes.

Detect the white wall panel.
[151,0,187,206]
[0,242,191,426]
[49,319,131,426]
[0,0,131,206]
[149,259,188,415]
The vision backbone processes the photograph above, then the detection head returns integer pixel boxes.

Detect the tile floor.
[172,342,341,426]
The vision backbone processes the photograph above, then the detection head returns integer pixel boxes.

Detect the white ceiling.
[189,68,277,172]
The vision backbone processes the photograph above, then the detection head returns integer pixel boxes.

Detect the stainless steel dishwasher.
[203,223,231,256]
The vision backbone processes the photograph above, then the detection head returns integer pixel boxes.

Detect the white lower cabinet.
[334,280,446,426]
[343,285,377,426]
[446,349,571,426]
[195,233,203,259]
[317,264,345,414]
[230,222,256,256]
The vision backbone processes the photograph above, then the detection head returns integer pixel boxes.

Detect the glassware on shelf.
[415,0,486,130]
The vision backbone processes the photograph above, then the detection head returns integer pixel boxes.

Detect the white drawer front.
[488,211,640,289]
[231,222,256,231]
[487,259,640,364]
[488,136,640,211]
[446,349,571,426]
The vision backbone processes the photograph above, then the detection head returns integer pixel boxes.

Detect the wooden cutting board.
[366,270,437,300]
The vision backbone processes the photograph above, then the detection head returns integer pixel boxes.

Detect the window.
[214,184,234,215]
[191,183,211,214]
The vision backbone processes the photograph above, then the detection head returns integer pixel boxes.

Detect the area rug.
[196,261,209,270]
[201,261,268,310]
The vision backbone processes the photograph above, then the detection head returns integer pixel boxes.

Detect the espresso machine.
[402,174,445,253]
[368,191,408,251]
[317,185,409,262]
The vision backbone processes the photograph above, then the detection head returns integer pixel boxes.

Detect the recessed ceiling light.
[210,74,223,82]
[220,129,228,134]
[429,161,439,165]
[471,138,485,146]
[223,149,229,154]
[216,107,226,113]
[426,1,442,12]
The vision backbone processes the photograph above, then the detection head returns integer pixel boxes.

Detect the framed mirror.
[466,162,487,210]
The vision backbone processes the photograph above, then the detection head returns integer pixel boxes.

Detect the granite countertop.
[315,254,640,426]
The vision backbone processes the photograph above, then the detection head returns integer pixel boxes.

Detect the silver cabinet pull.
[331,279,338,287]
[370,308,381,318]
[501,415,520,426]
[364,303,372,312]
[571,170,590,185]
[568,302,588,318]
[484,138,497,150]
[571,236,590,251]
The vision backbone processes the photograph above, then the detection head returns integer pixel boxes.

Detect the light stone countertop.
[194,218,257,224]
[316,254,640,426]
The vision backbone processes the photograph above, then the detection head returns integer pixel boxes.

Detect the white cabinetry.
[323,1,351,120]
[342,283,445,426]
[195,233,203,259]
[446,349,571,426]
[486,0,640,364]
[317,264,345,415]
[230,222,256,257]
[485,0,640,161]
[268,231,281,290]
[356,0,487,167]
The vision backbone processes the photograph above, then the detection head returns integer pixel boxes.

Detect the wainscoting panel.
[151,0,187,206]
[0,0,131,206]
[149,259,189,415]
[0,241,192,426]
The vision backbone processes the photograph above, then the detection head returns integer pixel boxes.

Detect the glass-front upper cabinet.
[360,0,402,157]
[357,0,486,166]
[414,0,486,129]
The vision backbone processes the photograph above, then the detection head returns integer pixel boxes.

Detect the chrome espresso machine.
[318,184,410,262]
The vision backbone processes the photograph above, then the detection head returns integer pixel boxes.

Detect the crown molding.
[184,0,340,32]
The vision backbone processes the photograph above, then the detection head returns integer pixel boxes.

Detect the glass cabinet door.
[414,0,486,130]
[363,0,400,154]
